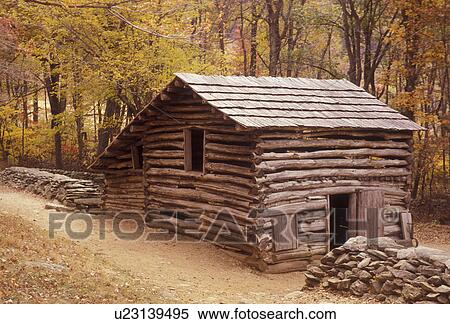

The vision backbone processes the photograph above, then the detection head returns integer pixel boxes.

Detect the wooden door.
[272,214,298,251]
[357,190,384,238]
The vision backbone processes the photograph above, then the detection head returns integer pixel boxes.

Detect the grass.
[0,210,161,303]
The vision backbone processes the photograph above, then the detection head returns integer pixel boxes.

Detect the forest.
[0,0,448,214]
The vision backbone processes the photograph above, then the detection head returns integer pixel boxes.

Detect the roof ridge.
[175,72,347,82]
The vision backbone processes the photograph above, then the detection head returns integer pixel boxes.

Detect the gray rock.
[437,294,449,304]
[417,265,442,277]
[374,265,387,275]
[381,280,396,295]
[397,248,417,260]
[442,274,450,286]
[427,276,442,286]
[415,281,437,293]
[321,252,336,265]
[350,280,369,296]
[335,253,351,265]
[370,260,387,267]
[445,259,450,270]
[389,267,416,281]
[358,270,372,283]
[357,257,372,269]
[332,246,347,255]
[307,265,326,278]
[372,279,383,294]
[373,237,404,250]
[377,271,394,282]
[367,249,388,260]
[385,248,401,257]
[305,273,321,286]
[426,292,440,301]
[343,270,354,278]
[337,278,352,290]
[319,264,333,271]
[343,236,367,251]
[393,260,417,272]
[327,277,342,289]
[393,278,405,289]
[342,261,358,269]
[435,285,450,294]
[402,284,424,302]
[375,294,386,302]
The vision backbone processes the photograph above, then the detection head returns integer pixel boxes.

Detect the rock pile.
[0,167,104,212]
[305,236,450,304]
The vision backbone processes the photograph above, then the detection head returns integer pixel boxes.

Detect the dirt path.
[1,186,328,303]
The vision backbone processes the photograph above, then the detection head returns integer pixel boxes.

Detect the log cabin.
[90,73,423,273]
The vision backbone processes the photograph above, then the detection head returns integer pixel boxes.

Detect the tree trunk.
[97,98,120,155]
[239,0,248,75]
[265,0,283,76]
[45,61,66,169]
[32,92,39,123]
[249,0,259,76]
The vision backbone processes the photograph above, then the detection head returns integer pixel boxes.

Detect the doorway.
[329,194,350,248]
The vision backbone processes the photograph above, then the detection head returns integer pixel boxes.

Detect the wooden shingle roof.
[176,73,422,131]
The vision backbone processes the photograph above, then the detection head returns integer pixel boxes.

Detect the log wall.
[142,101,264,256]
[103,170,145,211]
[254,128,413,272]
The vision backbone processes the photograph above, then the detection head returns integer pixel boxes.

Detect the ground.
[0,186,448,304]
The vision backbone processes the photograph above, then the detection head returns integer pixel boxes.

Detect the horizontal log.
[270,248,312,263]
[297,210,327,221]
[146,168,255,187]
[259,200,327,216]
[255,148,411,163]
[206,143,253,155]
[205,162,255,177]
[298,233,329,243]
[199,215,250,235]
[258,168,411,184]
[143,132,183,143]
[256,138,409,151]
[206,133,253,143]
[258,129,412,140]
[206,152,253,163]
[298,219,327,232]
[146,159,184,168]
[144,141,184,150]
[147,196,250,219]
[143,150,184,159]
[107,160,133,169]
[302,130,412,140]
[147,186,251,209]
[194,183,256,202]
[256,158,408,174]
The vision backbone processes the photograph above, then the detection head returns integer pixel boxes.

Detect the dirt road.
[1,186,369,303]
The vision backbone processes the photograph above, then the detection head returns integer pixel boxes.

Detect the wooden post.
[184,128,192,171]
